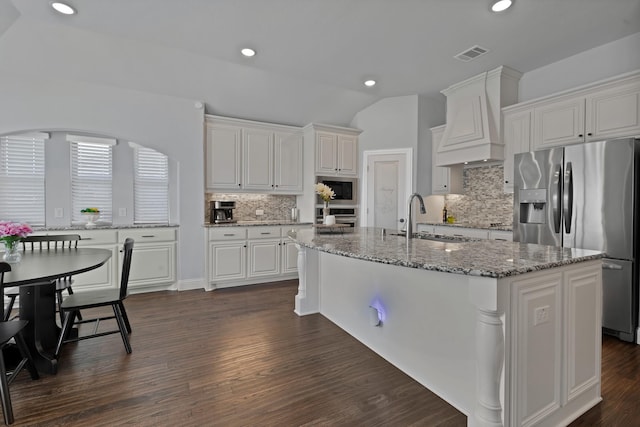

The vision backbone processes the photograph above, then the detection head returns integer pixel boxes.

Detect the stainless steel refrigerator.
[514,138,640,342]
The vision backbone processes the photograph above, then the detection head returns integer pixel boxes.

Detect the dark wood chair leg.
[118,302,132,334]
[55,310,77,358]
[65,287,82,321]
[113,304,132,354]
[0,348,14,425]
[3,296,16,322]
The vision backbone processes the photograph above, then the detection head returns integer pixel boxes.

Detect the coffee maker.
[210,200,236,224]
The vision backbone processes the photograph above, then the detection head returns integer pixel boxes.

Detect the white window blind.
[0,133,47,226]
[70,137,114,223]
[134,145,169,224]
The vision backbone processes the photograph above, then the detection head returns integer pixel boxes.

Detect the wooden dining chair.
[3,235,81,323]
[55,238,134,357]
[0,262,40,425]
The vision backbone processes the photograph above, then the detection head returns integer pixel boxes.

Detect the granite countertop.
[34,224,179,231]
[288,227,603,278]
[418,222,513,232]
[204,220,313,227]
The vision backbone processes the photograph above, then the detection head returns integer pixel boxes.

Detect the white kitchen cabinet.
[433,225,489,239]
[305,123,361,177]
[509,264,601,426]
[431,125,463,194]
[205,122,242,190]
[207,224,311,289]
[489,230,513,241]
[205,115,303,193]
[416,224,435,234]
[72,230,119,291]
[118,228,176,289]
[502,110,532,193]
[530,72,640,150]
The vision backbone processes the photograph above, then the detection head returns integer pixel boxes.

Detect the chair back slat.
[0,262,10,296]
[22,234,81,251]
[119,238,134,300]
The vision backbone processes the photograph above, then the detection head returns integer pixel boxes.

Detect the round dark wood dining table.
[3,248,112,374]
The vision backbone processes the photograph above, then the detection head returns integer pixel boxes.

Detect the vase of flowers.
[0,221,32,263]
[315,183,335,224]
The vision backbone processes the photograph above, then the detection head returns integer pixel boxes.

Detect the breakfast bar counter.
[288,227,604,427]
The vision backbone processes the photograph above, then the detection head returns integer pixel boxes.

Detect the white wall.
[520,32,640,102]
[0,70,205,286]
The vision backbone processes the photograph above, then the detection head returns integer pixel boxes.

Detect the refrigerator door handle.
[603,262,623,270]
[563,162,573,233]
[552,164,562,233]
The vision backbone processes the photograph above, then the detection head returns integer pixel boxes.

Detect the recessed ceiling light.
[364,80,376,87]
[241,48,256,57]
[491,0,512,12]
[51,2,76,15]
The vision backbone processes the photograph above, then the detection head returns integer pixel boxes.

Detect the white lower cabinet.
[207,224,311,289]
[433,225,490,239]
[74,230,119,290]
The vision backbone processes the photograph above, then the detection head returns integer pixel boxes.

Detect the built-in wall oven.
[315,207,358,227]
[316,176,357,205]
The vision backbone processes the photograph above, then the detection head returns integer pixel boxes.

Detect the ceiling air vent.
[454,45,489,62]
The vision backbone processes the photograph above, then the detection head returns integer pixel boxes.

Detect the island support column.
[469,276,505,427]
[294,245,320,315]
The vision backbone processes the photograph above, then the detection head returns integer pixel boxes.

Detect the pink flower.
[0,221,33,241]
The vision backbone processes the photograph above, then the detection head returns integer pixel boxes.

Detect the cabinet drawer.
[209,227,247,241]
[120,228,176,243]
[247,226,282,239]
[433,226,489,239]
[76,230,119,246]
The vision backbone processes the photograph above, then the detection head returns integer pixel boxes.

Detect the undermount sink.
[389,232,478,243]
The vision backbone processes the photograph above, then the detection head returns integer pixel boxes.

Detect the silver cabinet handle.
[602,262,623,270]
[260,232,272,235]
[141,235,155,238]
[223,233,235,237]
[82,237,93,240]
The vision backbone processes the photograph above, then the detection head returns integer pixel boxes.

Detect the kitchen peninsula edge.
[288,227,604,427]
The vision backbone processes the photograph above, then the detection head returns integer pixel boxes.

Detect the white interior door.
[366,153,408,230]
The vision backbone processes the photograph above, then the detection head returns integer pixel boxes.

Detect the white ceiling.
[1,0,639,126]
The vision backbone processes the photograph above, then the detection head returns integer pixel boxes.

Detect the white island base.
[294,248,602,427]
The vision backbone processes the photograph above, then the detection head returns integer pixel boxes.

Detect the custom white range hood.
[436,66,522,166]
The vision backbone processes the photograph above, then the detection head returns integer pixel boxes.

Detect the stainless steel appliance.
[315,207,357,227]
[514,138,640,342]
[210,200,237,224]
[316,176,357,205]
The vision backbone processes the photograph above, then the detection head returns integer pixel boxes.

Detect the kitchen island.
[288,227,604,427]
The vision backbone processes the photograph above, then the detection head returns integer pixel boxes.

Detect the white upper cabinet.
[431,125,463,194]
[205,122,242,190]
[531,71,640,150]
[502,110,532,193]
[205,115,303,193]
[306,124,361,177]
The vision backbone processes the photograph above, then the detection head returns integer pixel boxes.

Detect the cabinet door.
[248,239,280,278]
[489,230,513,241]
[282,240,299,274]
[206,124,242,190]
[434,226,489,239]
[503,110,532,193]
[563,265,601,405]
[274,132,303,193]
[533,98,585,149]
[586,82,640,141]
[125,243,176,288]
[431,125,463,194]
[337,135,358,176]
[315,132,338,174]
[243,127,274,191]
[72,245,118,290]
[209,241,246,282]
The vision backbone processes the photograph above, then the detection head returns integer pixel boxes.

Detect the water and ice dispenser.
[518,189,547,224]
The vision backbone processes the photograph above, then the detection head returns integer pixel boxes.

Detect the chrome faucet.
[406,193,426,240]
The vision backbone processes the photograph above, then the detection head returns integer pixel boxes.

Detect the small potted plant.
[0,221,32,262]
[81,207,100,228]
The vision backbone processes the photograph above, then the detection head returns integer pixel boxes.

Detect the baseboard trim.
[176,278,207,291]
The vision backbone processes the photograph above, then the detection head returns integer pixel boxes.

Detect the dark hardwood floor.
[5,280,640,426]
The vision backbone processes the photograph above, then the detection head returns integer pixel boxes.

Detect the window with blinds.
[0,133,47,226]
[69,135,115,223]
[134,145,169,224]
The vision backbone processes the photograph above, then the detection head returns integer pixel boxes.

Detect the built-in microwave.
[316,176,357,205]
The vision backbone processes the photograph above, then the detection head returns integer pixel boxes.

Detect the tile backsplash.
[444,164,513,226]
[205,193,297,222]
